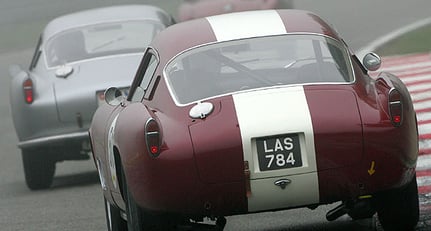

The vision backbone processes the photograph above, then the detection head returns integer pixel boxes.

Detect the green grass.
[375,25,431,56]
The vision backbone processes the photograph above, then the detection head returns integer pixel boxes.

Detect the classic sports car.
[90,9,419,231]
[9,5,174,190]
[177,0,293,21]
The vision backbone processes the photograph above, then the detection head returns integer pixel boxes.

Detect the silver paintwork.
[9,5,173,155]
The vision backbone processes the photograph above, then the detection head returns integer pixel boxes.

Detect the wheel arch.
[113,145,126,202]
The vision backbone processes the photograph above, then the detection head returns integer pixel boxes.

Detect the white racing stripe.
[233,87,319,212]
[206,10,286,42]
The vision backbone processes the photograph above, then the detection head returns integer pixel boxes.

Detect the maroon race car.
[177,0,293,21]
[89,9,419,231]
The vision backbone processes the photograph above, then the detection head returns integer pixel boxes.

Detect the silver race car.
[9,5,174,190]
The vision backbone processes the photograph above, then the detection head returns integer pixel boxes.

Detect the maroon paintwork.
[89,9,418,223]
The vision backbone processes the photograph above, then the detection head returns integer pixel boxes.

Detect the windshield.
[165,34,355,105]
[45,20,164,67]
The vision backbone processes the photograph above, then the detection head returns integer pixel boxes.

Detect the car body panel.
[53,55,140,123]
[10,5,173,152]
[305,87,363,170]
[232,86,320,211]
[189,97,244,184]
[90,9,418,219]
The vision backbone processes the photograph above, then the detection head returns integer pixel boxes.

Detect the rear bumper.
[18,131,89,149]
[128,152,416,218]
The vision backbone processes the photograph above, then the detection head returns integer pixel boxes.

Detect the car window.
[130,53,158,102]
[44,20,164,68]
[165,34,354,105]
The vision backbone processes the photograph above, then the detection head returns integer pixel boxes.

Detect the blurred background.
[1,1,430,230]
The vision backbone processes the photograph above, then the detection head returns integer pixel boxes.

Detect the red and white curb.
[373,52,431,199]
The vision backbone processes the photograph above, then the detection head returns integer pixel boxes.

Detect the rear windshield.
[45,20,164,68]
[165,34,354,105]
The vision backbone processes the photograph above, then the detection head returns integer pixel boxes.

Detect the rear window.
[45,20,164,68]
[165,34,354,105]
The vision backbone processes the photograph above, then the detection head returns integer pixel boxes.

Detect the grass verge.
[375,24,431,56]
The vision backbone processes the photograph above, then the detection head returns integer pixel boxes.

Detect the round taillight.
[150,146,159,155]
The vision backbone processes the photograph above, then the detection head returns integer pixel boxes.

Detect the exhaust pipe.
[326,203,348,221]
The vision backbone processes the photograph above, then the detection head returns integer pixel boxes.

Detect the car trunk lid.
[53,55,141,125]
[233,86,363,211]
[188,86,363,211]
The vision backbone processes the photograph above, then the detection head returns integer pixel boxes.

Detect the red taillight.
[150,146,159,155]
[389,89,402,127]
[145,118,161,157]
[23,78,34,104]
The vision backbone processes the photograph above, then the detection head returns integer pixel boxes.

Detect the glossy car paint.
[90,9,417,218]
[10,5,173,150]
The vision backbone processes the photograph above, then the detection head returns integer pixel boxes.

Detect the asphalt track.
[1,1,431,230]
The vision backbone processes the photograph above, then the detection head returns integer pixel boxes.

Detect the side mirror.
[104,87,125,106]
[362,52,381,71]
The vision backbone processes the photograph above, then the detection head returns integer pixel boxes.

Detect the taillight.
[23,78,34,104]
[389,88,402,127]
[145,118,161,157]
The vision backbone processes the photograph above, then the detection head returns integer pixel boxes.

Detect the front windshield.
[165,34,354,105]
[45,20,164,68]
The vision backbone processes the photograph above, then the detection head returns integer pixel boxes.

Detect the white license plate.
[256,134,302,171]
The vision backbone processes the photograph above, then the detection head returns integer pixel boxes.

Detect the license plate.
[96,87,129,106]
[256,134,302,171]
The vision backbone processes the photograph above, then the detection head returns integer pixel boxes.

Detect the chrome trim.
[146,131,159,136]
[172,82,356,107]
[18,131,89,149]
[144,118,161,158]
[45,53,144,70]
[388,87,403,127]
[274,178,292,189]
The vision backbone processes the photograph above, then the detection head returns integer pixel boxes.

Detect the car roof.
[151,9,342,64]
[43,5,172,39]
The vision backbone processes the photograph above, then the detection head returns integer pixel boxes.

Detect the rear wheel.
[376,175,419,231]
[22,148,56,190]
[104,197,127,231]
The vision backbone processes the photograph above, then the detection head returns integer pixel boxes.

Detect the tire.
[120,165,144,231]
[104,197,127,231]
[347,202,375,220]
[22,148,56,190]
[376,175,419,231]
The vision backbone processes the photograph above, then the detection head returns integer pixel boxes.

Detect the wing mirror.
[104,87,125,106]
[362,52,381,71]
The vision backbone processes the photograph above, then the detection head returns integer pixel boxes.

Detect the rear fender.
[376,72,414,110]
[375,72,418,167]
[376,72,417,123]
[114,103,154,196]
